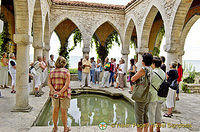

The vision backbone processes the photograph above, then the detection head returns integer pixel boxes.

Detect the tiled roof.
[52,0,126,10]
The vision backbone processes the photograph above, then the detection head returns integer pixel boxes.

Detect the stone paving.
[0,81,199,132]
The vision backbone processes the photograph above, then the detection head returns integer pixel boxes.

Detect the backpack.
[29,61,39,76]
[109,62,114,72]
[170,79,179,90]
[151,71,169,98]
[131,67,151,102]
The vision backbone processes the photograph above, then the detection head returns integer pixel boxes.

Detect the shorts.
[148,102,162,124]
[134,101,149,125]
[52,97,70,110]
[34,74,41,88]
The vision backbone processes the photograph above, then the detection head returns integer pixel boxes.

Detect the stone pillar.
[33,46,43,61]
[121,50,129,72]
[121,50,129,87]
[135,48,149,69]
[177,50,185,64]
[43,45,50,60]
[12,34,33,112]
[82,46,90,58]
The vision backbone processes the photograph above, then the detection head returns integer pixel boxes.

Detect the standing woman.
[164,62,178,118]
[0,53,9,88]
[48,56,71,132]
[131,53,153,132]
[129,59,136,94]
[94,58,102,85]
[176,63,183,100]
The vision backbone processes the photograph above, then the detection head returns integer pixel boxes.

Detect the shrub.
[69,68,78,74]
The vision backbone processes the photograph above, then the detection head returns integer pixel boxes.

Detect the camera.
[53,94,59,98]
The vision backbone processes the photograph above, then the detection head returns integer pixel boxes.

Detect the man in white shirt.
[48,54,55,72]
[118,58,125,89]
[34,56,46,97]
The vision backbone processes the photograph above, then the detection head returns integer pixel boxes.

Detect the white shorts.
[166,88,176,108]
[34,74,41,88]
[10,73,16,86]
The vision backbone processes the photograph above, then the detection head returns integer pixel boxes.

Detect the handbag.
[151,71,169,98]
[131,67,151,102]
[170,79,179,90]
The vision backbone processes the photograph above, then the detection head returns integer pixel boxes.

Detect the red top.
[177,65,183,82]
[78,61,82,71]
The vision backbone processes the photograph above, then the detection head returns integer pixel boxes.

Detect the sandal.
[64,127,71,132]
[163,113,171,118]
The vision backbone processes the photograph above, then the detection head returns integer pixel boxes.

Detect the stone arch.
[32,0,43,48]
[180,15,200,52]
[92,20,123,43]
[169,0,193,51]
[52,18,81,47]
[140,5,159,51]
[50,15,83,36]
[123,18,137,53]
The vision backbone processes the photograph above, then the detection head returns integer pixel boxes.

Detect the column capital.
[135,48,149,54]
[163,44,177,53]
[121,50,130,55]
[177,50,185,56]
[33,45,44,49]
[14,34,33,45]
[82,47,90,54]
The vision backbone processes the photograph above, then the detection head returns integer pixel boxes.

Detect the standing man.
[34,56,46,97]
[118,59,125,89]
[90,57,96,84]
[101,57,111,88]
[81,55,91,88]
[9,53,16,93]
[78,58,83,82]
[48,54,55,73]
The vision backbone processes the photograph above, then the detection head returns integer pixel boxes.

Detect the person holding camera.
[81,55,92,88]
[48,56,71,132]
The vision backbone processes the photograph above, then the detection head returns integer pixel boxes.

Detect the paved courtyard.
[0,81,199,132]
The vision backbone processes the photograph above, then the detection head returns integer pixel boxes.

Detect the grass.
[69,68,78,74]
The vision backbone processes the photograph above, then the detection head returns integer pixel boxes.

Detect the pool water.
[36,94,135,126]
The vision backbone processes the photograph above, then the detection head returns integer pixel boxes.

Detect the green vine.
[92,31,120,63]
[0,13,11,57]
[59,28,82,68]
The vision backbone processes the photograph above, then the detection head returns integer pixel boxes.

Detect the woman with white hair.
[9,53,16,93]
[0,53,9,89]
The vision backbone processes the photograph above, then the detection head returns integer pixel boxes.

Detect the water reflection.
[36,94,135,126]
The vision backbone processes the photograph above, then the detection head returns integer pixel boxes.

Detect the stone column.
[33,46,43,61]
[12,34,33,112]
[135,48,149,69]
[121,50,129,72]
[43,46,50,60]
[82,46,90,58]
[121,50,129,87]
[177,50,185,64]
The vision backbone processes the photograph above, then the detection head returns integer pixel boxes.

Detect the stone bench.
[185,84,200,93]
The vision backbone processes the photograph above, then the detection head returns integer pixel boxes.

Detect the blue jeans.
[109,71,115,83]
[78,70,82,81]
[90,70,95,83]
